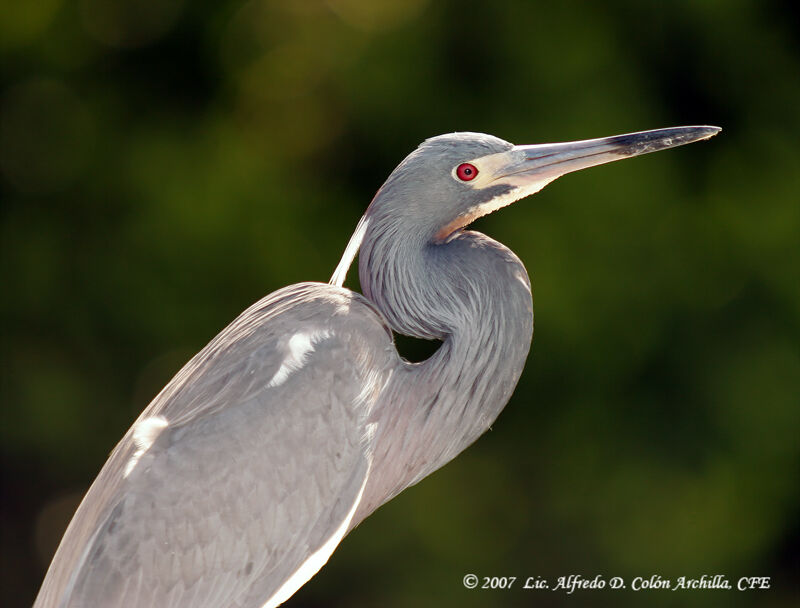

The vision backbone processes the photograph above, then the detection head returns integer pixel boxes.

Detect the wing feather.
[35,283,394,608]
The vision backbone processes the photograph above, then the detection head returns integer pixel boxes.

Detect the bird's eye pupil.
[456,163,478,181]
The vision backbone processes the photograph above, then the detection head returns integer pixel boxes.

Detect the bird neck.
[355,226,533,519]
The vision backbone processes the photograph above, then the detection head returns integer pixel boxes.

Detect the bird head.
[370,126,720,244]
[331,126,720,288]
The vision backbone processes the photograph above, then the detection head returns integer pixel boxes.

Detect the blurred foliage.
[1,0,799,607]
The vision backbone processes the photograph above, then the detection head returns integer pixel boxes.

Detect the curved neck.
[359,210,531,341]
[354,223,534,521]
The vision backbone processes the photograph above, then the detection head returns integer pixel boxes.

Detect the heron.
[35,125,720,607]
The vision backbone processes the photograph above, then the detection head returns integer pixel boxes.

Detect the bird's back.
[35,282,396,608]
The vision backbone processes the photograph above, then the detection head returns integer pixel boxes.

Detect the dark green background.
[2,1,798,606]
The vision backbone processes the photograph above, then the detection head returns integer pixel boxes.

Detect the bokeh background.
[2,1,798,606]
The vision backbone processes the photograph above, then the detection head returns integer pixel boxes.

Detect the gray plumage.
[35,127,720,608]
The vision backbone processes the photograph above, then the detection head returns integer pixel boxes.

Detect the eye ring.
[456,163,478,181]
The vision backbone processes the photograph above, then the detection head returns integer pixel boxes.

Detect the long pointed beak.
[435,125,721,242]
[490,126,721,188]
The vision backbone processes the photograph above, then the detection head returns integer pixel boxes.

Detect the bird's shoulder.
[148,281,395,426]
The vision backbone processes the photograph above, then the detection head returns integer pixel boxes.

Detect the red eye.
[456,163,478,181]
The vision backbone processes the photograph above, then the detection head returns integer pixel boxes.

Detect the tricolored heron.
[35,126,720,607]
